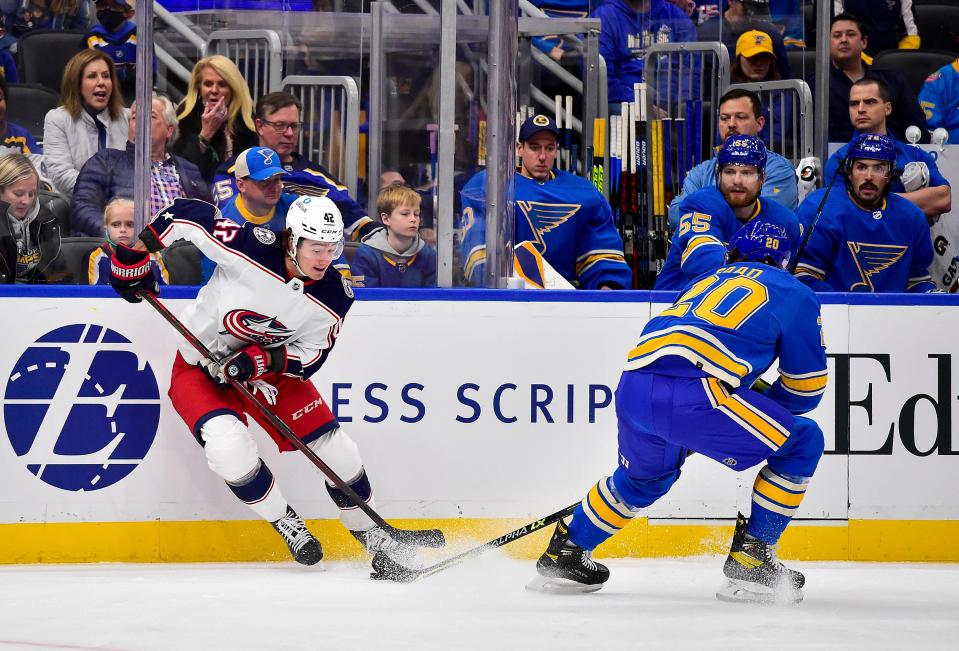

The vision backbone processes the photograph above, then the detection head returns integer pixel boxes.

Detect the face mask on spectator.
[97,10,127,32]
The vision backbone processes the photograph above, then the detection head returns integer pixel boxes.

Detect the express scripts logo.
[2,324,161,491]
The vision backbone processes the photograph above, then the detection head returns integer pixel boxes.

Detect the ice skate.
[271,507,323,566]
[526,520,609,594]
[716,513,804,605]
[352,526,419,563]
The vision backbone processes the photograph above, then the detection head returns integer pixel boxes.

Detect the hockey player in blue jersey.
[530,219,826,603]
[655,134,800,291]
[919,58,959,145]
[796,133,936,293]
[460,114,632,289]
[211,92,373,241]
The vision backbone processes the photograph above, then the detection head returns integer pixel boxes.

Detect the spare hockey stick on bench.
[370,502,578,583]
[140,291,445,549]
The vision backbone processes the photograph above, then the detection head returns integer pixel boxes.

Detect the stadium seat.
[3,84,61,143]
[914,5,959,53]
[343,241,360,267]
[801,4,815,47]
[17,30,86,95]
[786,49,816,84]
[159,240,202,285]
[58,237,103,285]
[872,49,957,96]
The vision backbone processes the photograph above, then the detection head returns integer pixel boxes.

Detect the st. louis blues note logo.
[517,201,580,254]
[220,310,294,346]
[847,242,908,291]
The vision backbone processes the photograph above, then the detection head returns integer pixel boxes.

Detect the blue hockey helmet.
[716,134,767,172]
[842,132,897,178]
[726,219,791,269]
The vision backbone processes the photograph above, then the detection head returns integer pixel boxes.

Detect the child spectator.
[87,197,168,285]
[86,0,137,93]
[13,0,88,35]
[0,75,39,155]
[352,183,435,288]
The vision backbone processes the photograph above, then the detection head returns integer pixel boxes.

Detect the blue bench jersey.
[629,262,827,415]
[654,185,801,291]
[794,188,935,293]
[461,169,632,289]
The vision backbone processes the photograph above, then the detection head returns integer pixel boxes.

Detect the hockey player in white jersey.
[109,196,440,565]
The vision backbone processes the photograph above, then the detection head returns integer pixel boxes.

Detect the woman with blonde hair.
[42,48,129,196]
[0,153,70,283]
[173,54,257,182]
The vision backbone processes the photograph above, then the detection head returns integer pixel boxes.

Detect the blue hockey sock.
[568,476,638,551]
[747,465,810,544]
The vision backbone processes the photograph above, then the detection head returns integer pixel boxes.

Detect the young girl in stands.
[0,152,70,283]
[352,183,435,288]
[87,197,167,285]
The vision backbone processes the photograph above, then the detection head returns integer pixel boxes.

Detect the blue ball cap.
[518,114,561,142]
[846,133,896,164]
[717,134,767,171]
[233,147,288,181]
[727,219,791,269]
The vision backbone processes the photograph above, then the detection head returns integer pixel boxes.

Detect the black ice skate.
[526,519,609,594]
[352,526,418,563]
[717,512,804,604]
[271,506,323,566]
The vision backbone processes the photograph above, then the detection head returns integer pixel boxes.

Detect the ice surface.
[0,554,956,650]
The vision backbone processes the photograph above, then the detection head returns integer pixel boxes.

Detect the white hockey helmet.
[285,195,345,269]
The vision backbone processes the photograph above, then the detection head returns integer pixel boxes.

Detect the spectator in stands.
[0,16,15,55]
[697,0,792,80]
[769,0,804,49]
[795,133,934,293]
[591,0,698,111]
[12,0,88,35]
[86,0,137,94]
[86,197,168,285]
[0,152,70,283]
[731,29,792,145]
[823,12,928,143]
[655,134,800,291]
[833,1,920,55]
[0,21,16,82]
[668,88,797,228]
[919,58,959,145]
[823,78,951,222]
[527,1,589,63]
[0,75,40,155]
[352,183,435,288]
[211,91,374,241]
[173,54,257,184]
[43,49,128,196]
[70,92,209,237]
[460,114,632,289]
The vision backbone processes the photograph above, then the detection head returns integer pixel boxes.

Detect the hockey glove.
[901,162,930,192]
[110,244,158,304]
[222,345,271,383]
[795,156,821,203]
[199,358,228,385]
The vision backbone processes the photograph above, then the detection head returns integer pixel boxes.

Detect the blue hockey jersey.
[212,153,372,241]
[629,261,827,415]
[655,185,801,291]
[919,59,959,144]
[794,189,935,293]
[87,22,140,87]
[460,169,632,289]
[352,230,436,288]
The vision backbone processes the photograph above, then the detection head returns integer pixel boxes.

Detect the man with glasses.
[212,91,375,242]
[794,133,935,293]
[654,134,800,290]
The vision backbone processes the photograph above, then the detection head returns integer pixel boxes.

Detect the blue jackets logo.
[2,324,161,491]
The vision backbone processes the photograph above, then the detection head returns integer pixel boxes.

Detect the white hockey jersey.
[142,198,354,379]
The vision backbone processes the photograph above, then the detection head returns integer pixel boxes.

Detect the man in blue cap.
[460,114,632,289]
[654,133,800,291]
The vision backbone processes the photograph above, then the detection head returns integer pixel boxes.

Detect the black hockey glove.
[110,244,158,304]
[222,345,271,383]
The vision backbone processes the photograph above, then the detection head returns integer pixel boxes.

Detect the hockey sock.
[746,465,810,544]
[226,459,289,522]
[325,469,377,532]
[567,475,638,551]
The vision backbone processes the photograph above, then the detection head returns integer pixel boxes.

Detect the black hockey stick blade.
[369,503,578,583]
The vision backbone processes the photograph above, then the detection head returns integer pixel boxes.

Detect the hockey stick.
[786,163,842,274]
[139,292,445,547]
[371,502,578,583]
